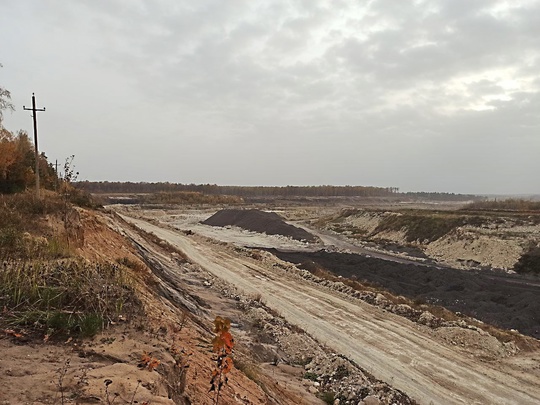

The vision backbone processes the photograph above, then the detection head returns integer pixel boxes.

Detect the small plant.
[104,379,119,405]
[209,316,235,404]
[55,358,71,405]
[303,371,318,381]
[139,352,161,371]
[233,357,259,383]
[166,342,192,402]
[319,391,336,405]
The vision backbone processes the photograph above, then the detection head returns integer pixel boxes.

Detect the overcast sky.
[1,0,539,194]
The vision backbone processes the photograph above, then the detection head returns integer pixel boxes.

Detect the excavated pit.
[269,250,540,339]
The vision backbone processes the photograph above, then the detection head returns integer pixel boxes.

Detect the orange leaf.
[221,331,234,352]
[141,352,151,364]
[147,358,160,371]
[222,357,233,374]
[4,329,24,339]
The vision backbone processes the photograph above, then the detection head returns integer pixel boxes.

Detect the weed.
[303,371,318,381]
[55,358,71,405]
[46,237,72,259]
[0,260,139,338]
[249,292,263,303]
[373,213,461,242]
[166,317,193,400]
[104,379,119,405]
[318,391,336,404]
[139,352,161,371]
[210,316,235,404]
[233,357,260,383]
[514,246,540,275]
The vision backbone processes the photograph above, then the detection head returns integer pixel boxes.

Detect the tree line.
[76,181,400,197]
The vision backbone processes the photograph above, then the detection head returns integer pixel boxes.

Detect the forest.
[77,181,480,201]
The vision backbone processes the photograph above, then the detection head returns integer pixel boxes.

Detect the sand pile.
[202,209,317,242]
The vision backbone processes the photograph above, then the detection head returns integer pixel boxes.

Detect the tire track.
[119,214,540,405]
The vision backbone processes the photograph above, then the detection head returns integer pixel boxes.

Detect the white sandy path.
[120,214,540,405]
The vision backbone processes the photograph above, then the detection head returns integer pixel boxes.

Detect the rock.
[394,304,413,315]
[418,311,437,326]
[374,293,387,305]
[363,396,380,405]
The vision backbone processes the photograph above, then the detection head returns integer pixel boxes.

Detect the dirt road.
[119,214,540,405]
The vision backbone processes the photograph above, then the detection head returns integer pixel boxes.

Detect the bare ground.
[118,212,540,405]
[0,208,327,405]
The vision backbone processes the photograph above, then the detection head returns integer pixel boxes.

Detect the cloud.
[0,0,539,194]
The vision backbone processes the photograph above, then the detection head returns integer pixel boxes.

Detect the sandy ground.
[121,206,322,251]
[118,212,540,405]
[1,208,321,405]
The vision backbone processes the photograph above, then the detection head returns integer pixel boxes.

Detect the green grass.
[303,372,318,381]
[0,260,138,338]
[318,391,335,404]
[0,191,141,339]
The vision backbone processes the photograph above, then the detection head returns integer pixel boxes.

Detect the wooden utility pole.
[23,93,46,198]
[54,159,59,191]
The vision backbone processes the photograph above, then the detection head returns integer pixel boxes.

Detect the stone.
[363,396,380,405]
[418,311,436,326]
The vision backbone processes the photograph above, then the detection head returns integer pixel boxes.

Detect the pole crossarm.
[23,93,46,198]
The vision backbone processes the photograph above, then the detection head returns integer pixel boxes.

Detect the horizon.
[75,180,540,198]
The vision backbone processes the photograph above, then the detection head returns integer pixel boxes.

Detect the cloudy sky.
[1,0,539,194]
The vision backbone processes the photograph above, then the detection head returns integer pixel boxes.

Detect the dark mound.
[202,209,317,242]
[268,250,540,339]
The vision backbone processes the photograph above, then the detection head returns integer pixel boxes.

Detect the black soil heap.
[270,249,540,339]
[202,209,317,242]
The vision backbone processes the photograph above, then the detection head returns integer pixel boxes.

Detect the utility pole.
[23,93,46,198]
[54,159,59,191]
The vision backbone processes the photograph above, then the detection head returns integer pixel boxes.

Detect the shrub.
[514,247,540,275]
[373,212,485,243]
[319,391,336,404]
[304,372,318,381]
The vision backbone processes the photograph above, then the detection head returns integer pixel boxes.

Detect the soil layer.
[268,250,540,339]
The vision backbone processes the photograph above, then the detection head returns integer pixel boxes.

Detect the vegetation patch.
[514,246,540,275]
[373,212,485,242]
[0,259,140,339]
[463,199,540,212]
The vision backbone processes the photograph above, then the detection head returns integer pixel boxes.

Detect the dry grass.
[373,212,485,243]
[0,259,140,338]
[0,192,142,338]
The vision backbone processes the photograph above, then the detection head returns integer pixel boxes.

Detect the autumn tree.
[0,63,15,123]
[0,65,57,194]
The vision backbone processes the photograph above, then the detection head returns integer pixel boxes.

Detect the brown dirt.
[0,208,321,405]
[119,212,540,405]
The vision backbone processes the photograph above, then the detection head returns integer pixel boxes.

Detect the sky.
[1,0,539,195]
